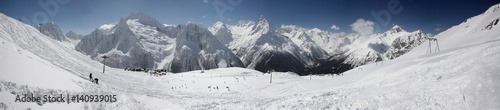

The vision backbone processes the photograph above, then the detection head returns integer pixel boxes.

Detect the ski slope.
[2,3,500,109]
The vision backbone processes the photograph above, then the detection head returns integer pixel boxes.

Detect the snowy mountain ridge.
[167,23,244,72]
[65,31,84,40]
[219,16,323,74]
[208,21,233,46]
[29,13,428,74]
[210,17,427,74]
[75,12,244,72]
[37,22,68,41]
[124,12,164,28]
[342,25,428,67]
[280,25,352,55]
[34,21,85,48]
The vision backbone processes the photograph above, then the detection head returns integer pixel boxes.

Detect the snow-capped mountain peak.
[37,22,67,41]
[258,15,268,25]
[236,20,256,28]
[124,12,163,28]
[208,21,233,45]
[76,12,243,72]
[208,16,332,74]
[388,25,405,33]
[65,31,83,40]
[211,15,430,74]
[65,31,85,46]
[170,23,244,72]
[113,18,134,33]
[250,15,270,35]
[209,21,228,34]
[342,25,428,67]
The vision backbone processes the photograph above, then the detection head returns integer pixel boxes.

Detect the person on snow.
[94,78,99,84]
[89,73,93,82]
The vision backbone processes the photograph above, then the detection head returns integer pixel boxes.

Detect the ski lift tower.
[426,37,440,54]
[331,67,335,78]
[269,69,274,83]
[310,71,312,80]
[38,23,42,33]
[102,55,109,73]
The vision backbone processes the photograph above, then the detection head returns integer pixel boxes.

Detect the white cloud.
[434,28,442,31]
[350,18,374,36]
[99,23,116,30]
[203,15,207,19]
[330,25,339,30]
[203,0,208,3]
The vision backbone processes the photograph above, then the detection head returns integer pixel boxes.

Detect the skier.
[89,73,93,82]
[94,78,99,84]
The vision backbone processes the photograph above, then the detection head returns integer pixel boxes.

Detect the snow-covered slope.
[325,4,500,108]
[0,13,100,80]
[76,13,243,72]
[0,16,85,91]
[37,22,68,41]
[417,4,500,54]
[0,13,90,109]
[0,12,183,109]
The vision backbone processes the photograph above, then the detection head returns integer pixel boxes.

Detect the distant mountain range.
[38,12,429,75]
[209,16,428,75]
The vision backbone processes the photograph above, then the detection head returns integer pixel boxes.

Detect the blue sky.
[0,0,498,35]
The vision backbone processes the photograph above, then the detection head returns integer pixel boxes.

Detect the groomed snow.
[0,39,84,91]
